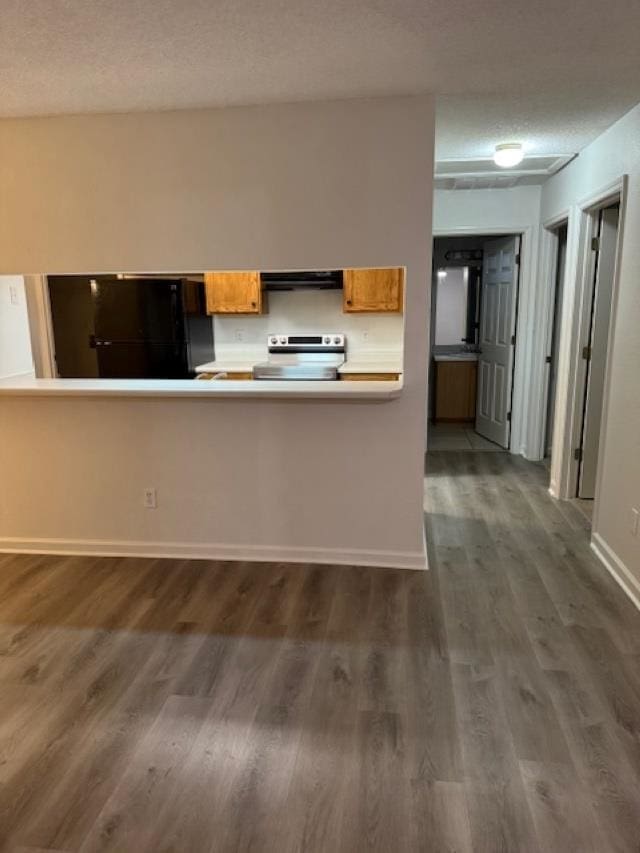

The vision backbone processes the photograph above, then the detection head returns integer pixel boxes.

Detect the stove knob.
[279,336,287,344]
[333,336,341,345]
[324,336,331,344]
[270,336,278,345]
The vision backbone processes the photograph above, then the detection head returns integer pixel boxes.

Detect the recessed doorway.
[577,203,620,499]
[428,234,521,452]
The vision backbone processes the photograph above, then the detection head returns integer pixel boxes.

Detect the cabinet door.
[341,373,400,381]
[204,272,263,314]
[435,361,477,421]
[343,268,404,313]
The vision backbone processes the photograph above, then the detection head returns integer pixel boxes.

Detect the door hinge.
[511,334,516,345]
[574,448,583,461]
[582,345,592,361]
[515,253,521,265]
[591,237,600,251]
[545,355,552,364]
[507,411,512,422]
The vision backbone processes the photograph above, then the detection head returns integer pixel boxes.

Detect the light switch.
[9,285,19,305]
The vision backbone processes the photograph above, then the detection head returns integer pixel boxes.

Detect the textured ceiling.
[1,0,639,157]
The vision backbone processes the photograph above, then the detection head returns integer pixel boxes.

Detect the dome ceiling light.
[494,143,524,168]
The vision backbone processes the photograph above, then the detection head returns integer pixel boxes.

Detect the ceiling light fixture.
[494,143,524,168]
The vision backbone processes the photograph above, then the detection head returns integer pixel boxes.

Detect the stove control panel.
[267,334,345,352]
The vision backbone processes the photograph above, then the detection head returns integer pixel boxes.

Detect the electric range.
[252,334,345,380]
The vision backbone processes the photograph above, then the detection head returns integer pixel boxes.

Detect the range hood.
[261,270,343,291]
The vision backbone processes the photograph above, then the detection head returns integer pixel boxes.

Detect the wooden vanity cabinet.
[434,360,477,422]
[205,272,264,314]
[343,268,404,313]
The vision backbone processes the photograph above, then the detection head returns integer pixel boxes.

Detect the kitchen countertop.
[195,359,259,374]
[0,375,402,400]
[432,353,479,362]
[338,355,403,374]
[195,353,403,375]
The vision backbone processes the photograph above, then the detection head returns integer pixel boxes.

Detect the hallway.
[425,450,640,851]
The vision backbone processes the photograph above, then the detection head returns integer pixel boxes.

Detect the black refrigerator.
[48,275,213,379]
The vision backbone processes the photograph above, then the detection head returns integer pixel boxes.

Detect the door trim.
[433,225,536,455]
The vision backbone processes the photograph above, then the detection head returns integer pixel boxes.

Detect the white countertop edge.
[0,376,403,401]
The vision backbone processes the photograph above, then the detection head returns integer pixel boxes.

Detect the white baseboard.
[0,537,428,572]
[591,533,640,611]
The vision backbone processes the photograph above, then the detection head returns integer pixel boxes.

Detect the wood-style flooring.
[428,423,504,452]
[0,450,638,851]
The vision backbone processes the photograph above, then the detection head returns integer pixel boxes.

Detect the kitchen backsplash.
[212,290,403,357]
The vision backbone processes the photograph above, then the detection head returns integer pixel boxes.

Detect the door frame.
[545,176,627,520]
[543,219,568,458]
[432,225,536,455]
[535,212,571,470]
[577,204,619,499]
[23,274,57,377]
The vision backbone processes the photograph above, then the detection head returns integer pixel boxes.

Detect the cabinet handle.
[346,299,352,306]
[251,301,256,308]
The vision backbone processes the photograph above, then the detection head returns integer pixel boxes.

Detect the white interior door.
[475,235,520,448]
[578,205,619,499]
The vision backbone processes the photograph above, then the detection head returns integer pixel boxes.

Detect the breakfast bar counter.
[0,375,402,400]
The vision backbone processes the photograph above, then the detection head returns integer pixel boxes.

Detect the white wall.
[0,97,434,569]
[541,103,640,584]
[0,276,34,379]
[433,185,542,236]
[433,186,542,456]
[214,289,403,360]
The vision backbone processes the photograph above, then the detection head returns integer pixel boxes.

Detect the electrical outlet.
[144,488,157,509]
[9,285,19,305]
[234,328,244,342]
[631,507,639,537]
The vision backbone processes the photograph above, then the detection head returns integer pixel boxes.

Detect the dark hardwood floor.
[0,451,638,851]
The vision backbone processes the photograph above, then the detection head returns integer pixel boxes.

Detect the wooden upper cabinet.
[204,271,263,314]
[343,267,404,313]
